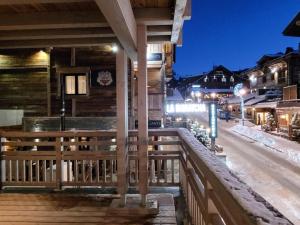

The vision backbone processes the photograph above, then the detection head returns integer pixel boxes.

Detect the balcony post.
[116,47,129,206]
[0,137,5,189]
[137,24,148,206]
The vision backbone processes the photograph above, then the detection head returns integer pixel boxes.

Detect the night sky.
[174,0,300,77]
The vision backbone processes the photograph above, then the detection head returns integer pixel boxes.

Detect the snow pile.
[231,124,300,165]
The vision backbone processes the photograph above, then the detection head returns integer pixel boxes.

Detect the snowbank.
[231,124,300,165]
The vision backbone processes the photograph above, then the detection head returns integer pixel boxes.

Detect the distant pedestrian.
[225,111,229,122]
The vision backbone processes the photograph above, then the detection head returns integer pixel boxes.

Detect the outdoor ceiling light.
[111,44,118,53]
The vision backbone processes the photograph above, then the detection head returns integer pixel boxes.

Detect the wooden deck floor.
[0,193,177,225]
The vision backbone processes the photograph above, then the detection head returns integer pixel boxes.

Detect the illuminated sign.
[234,83,243,96]
[209,103,217,138]
[166,103,206,113]
[147,53,162,61]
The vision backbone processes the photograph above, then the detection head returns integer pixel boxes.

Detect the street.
[188,112,300,224]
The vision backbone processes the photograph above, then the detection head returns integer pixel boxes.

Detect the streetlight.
[239,88,246,126]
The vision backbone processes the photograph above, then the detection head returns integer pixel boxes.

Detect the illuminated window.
[65,74,87,95]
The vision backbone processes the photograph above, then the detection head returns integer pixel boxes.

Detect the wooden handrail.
[177,128,292,225]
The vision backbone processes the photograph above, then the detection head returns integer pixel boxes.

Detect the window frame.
[56,67,90,98]
[64,74,87,96]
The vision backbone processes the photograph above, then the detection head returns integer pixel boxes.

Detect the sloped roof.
[245,95,267,106]
[166,88,184,102]
[283,12,300,37]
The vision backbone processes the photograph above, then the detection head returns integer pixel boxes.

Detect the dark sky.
[174,0,300,77]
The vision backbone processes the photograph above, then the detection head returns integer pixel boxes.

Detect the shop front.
[276,101,300,139]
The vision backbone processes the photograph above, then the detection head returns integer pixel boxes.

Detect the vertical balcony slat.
[29,160,32,183]
[15,160,19,182]
[96,160,99,183]
[36,160,40,182]
[89,160,92,183]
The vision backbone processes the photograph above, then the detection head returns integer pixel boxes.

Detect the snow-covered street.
[188,112,300,224]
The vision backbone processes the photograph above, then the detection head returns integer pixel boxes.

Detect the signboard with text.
[209,103,218,139]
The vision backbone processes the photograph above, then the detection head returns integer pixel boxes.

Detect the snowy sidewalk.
[230,124,300,166]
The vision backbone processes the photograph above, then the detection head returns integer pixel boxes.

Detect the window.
[262,76,267,83]
[65,74,87,95]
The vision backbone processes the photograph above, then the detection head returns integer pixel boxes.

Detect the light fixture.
[210,92,216,98]
[111,44,118,53]
[239,89,246,96]
[271,67,278,74]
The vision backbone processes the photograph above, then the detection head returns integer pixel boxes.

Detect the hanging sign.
[91,69,116,87]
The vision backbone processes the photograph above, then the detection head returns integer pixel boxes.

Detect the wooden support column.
[46,48,52,116]
[116,47,129,206]
[137,24,148,205]
[71,48,76,117]
[130,60,136,130]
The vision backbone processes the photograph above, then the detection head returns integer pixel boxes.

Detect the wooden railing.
[0,129,292,225]
[0,131,118,188]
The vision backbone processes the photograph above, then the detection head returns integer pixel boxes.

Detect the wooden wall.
[50,48,131,117]
[0,49,49,116]
[134,67,164,121]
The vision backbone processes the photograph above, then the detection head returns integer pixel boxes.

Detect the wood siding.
[0,50,49,116]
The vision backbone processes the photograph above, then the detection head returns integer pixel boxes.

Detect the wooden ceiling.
[130,0,174,8]
[0,0,189,57]
[0,1,98,13]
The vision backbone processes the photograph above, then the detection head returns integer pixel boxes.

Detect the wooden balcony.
[0,129,292,225]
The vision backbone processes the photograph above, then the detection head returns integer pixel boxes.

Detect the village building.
[177,65,248,102]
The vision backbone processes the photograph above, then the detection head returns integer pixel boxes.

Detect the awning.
[223,93,255,104]
[255,101,277,109]
[245,95,266,106]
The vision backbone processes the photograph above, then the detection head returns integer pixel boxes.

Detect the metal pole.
[60,76,66,131]
[241,96,245,126]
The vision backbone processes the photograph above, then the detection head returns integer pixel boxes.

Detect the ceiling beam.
[183,0,192,20]
[0,37,118,49]
[171,0,187,43]
[0,27,114,40]
[0,0,91,4]
[148,36,171,43]
[0,11,108,30]
[0,26,171,40]
[95,0,137,60]
[147,25,172,36]
[0,9,173,31]
[135,8,173,26]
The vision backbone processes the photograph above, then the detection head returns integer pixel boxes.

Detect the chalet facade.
[178,65,248,102]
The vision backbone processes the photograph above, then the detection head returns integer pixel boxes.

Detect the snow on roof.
[166,88,184,102]
[224,93,256,104]
[255,101,278,109]
[176,128,292,225]
[199,88,233,93]
[245,95,267,106]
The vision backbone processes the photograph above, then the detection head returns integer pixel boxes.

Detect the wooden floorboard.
[0,193,177,225]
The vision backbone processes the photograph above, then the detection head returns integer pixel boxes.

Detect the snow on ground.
[230,124,300,166]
